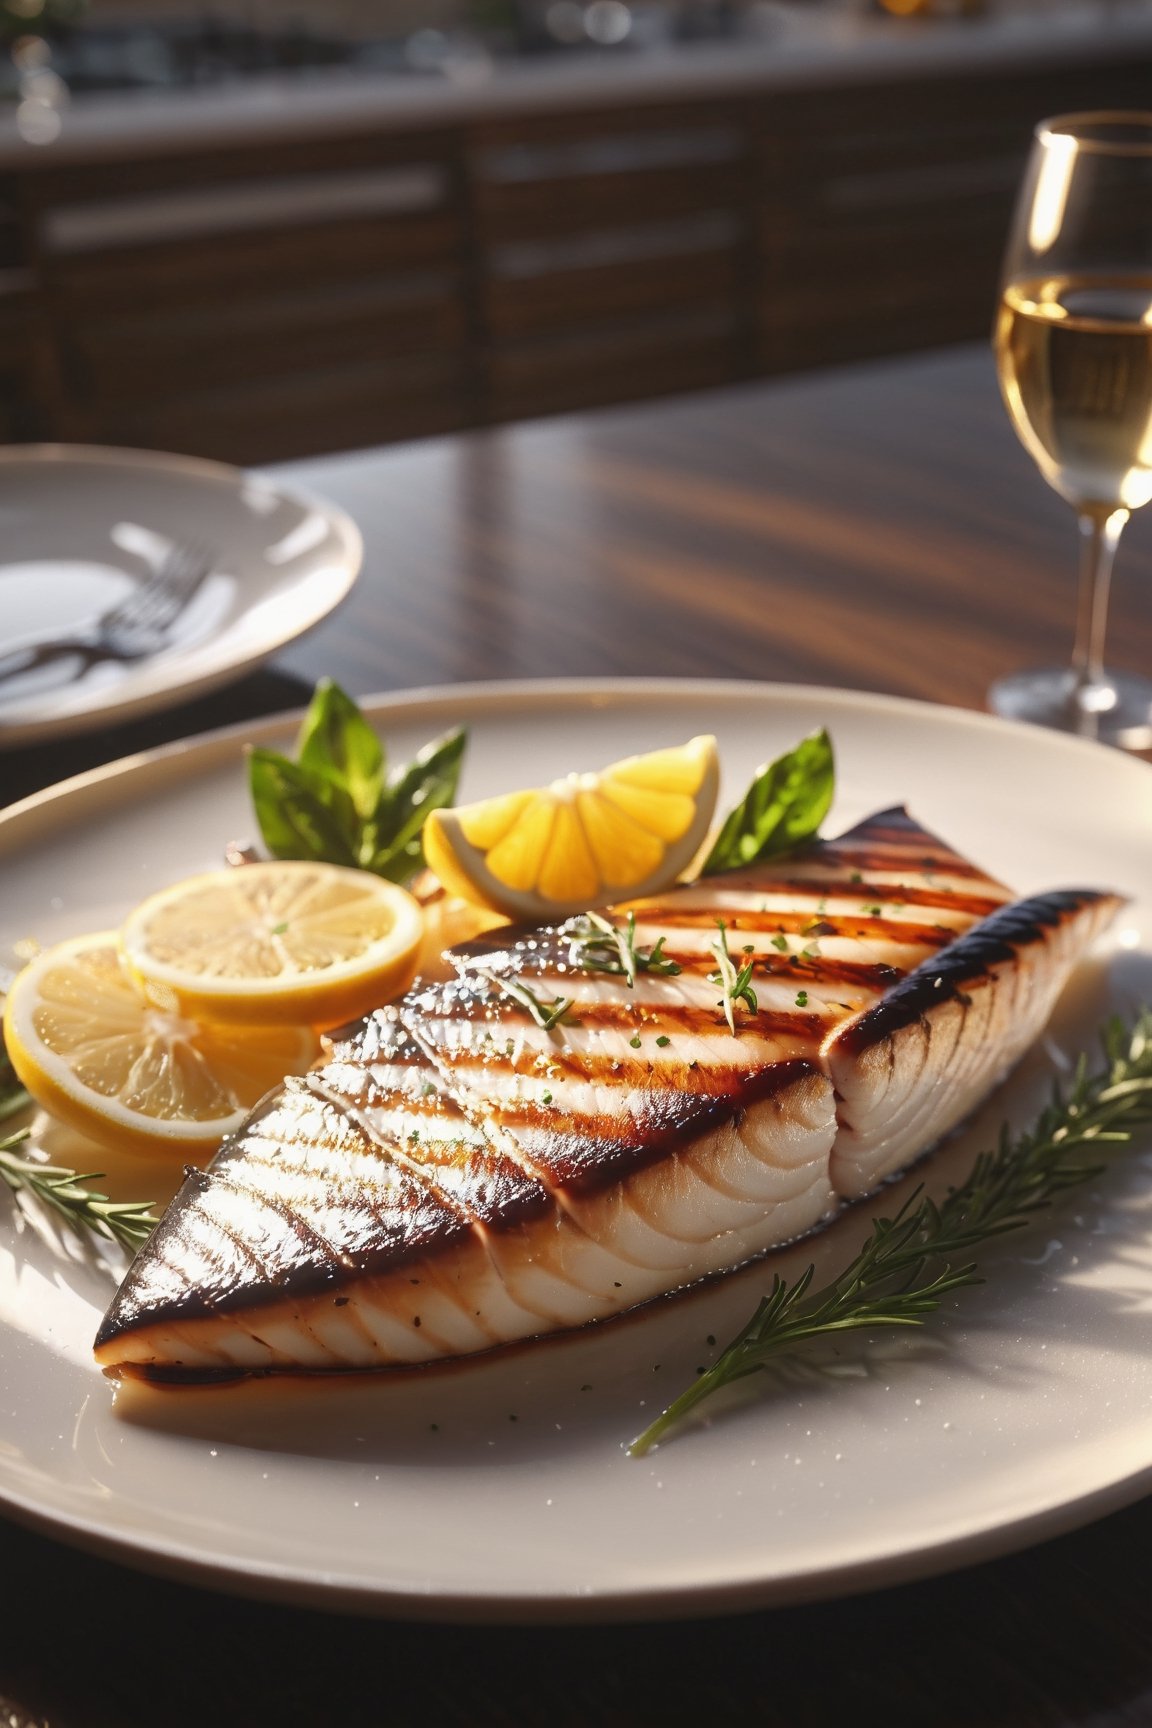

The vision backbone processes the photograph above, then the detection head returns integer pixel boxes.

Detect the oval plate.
[0,678,1150,1620]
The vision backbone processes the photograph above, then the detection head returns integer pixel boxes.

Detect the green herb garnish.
[0,1025,30,1124]
[248,680,465,884]
[0,1128,158,1252]
[569,912,682,989]
[478,970,575,1032]
[707,919,758,1035]
[702,730,834,876]
[631,1008,1152,1454]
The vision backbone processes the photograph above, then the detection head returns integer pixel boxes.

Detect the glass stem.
[1072,505,1128,696]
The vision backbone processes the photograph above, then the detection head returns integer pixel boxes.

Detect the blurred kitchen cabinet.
[754,59,1152,373]
[18,128,474,462]
[471,99,755,421]
[6,42,1152,462]
[0,178,56,441]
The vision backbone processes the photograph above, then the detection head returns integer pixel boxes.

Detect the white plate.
[0,445,361,748]
[1,679,1151,1621]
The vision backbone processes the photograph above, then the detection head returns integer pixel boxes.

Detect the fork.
[0,541,216,687]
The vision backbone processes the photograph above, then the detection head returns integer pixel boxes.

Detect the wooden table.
[3,344,1151,1727]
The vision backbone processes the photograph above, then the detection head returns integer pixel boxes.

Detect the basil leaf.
[702,729,834,875]
[247,683,468,884]
[369,727,466,882]
[248,749,361,868]
[296,678,384,823]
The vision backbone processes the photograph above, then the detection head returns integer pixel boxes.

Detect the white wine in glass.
[991,113,1152,749]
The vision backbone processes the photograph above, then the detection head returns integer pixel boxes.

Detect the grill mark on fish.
[309,1065,553,1235]
[335,1009,721,1320]
[767,956,909,990]
[492,1059,824,1194]
[450,994,829,1039]
[625,898,1004,934]
[162,1182,272,1284]
[325,1011,542,1165]
[829,889,1112,1058]
[94,1095,475,1342]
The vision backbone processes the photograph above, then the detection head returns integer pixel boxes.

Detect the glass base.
[988,667,1152,750]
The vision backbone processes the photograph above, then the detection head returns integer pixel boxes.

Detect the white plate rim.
[5,672,1144,834]
[0,443,363,750]
[1,675,1151,1623]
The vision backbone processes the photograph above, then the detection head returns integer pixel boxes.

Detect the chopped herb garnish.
[770,934,789,953]
[629,1033,642,1049]
[795,990,809,1007]
[708,920,759,1035]
[478,970,574,1032]
[656,1034,671,1048]
[569,912,681,988]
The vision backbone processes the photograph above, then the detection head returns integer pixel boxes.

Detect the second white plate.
[1,678,1151,1619]
[0,444,361,749]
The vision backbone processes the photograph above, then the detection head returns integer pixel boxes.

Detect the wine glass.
[990,111,1152,749]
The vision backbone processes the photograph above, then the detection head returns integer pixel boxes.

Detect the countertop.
[3,1,1151,167]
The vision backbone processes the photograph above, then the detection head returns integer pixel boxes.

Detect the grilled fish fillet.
[94,809,1120,1377]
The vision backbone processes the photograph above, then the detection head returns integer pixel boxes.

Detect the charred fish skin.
[93,810,1118,1379]
[824,887,1125,1200]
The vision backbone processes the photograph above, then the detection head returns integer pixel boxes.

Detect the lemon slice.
[2,933,319,1158]
[120,861,424,1028]
[422,734,720,919]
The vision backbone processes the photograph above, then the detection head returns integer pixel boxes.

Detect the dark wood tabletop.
[3,343,1151,1728]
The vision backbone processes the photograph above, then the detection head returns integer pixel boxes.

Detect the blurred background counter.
[1,0,1150,465]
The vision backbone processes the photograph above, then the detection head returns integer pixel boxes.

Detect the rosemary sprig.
[631,1007,1152,1454]
[0,1127,159,1252]
[0,1032,30,1124]
[569,912,682,990]
[707,919,758,1035]
[477,969,575,1032]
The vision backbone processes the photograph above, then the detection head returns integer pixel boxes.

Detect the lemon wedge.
[2,932,319,1158]
[120,861,424,1028]
[422,734,720,920]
